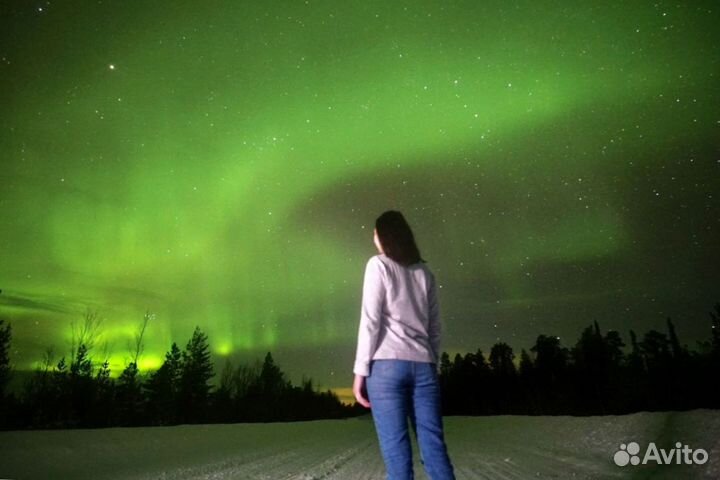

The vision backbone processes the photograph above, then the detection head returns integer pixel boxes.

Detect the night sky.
[1,1,718,402]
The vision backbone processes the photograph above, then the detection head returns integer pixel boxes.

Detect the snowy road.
[1,409,718,479]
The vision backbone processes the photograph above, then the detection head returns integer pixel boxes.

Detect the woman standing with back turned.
[352,210,456,480]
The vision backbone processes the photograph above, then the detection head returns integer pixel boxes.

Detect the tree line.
[1,302,719,429]
[438,303,720,415]
[0,312,357,430]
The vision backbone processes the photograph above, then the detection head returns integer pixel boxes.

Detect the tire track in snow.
[289,440,379,480]
[147,421,383,480]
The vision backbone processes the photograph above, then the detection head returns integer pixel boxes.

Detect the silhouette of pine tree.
[531,335,568,380]
[116,362,143,426]
[0,320,11,402]
[602,330,626,413]
[627,330,644,373]
[19,349,57,428]
[209,357,235,423]
[518,349,536,414]
[231,360,262,421]
[67,343,94,426]
[178,327,214,424]
[438,352,452,414]
[52,355,72,427]
[531,335,569,414]
[467,349,489,414]
[709,303,720,357]
[488,343,517,414]
[623,329,648,412]
[709,303,720,405]
[0,319,13,429]
[144,342,182,425]
[572,324,609,414]
[95,359,111,383]
[640,330,671,366]
[665,317,695,409]
[666,317,687,359]
[92,359,114,427]
[448,351,485,414]
[639,330,672,410]
[439,352,452,377]
[604,330,625,367]
[519,349,533,377]
[256,352,289,420]
[259,352,286,397]
[489,343,516,376]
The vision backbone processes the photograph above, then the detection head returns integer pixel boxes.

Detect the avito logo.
[614,441,709,466]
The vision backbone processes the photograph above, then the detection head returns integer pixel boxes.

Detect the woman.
[352,210,456,480]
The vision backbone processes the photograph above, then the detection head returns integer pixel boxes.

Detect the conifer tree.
[68,343,94,425]
[531,335,568,379]
[639,330,671,366]
[116,361,143,425]
[144,342,182,425]
[209,357,235,423]
[666,317,686,359]
[92,359,113,426]
[0,319,11,400]
[70,344,93,378]
[603,330,625,368]
[627,330,644,372]
[259,351,286,398]
[519,349,533,377]
[96,359,111,384]
[179,327,214,423]
[439,351,452,378]
[709,303,720,356]
[489,342,516,376]
[53,355,70,425]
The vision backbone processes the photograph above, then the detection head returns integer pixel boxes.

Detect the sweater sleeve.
[427,271,441,364]
[353,257,386,377]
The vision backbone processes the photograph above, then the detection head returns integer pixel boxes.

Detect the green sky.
[1,0,718,394]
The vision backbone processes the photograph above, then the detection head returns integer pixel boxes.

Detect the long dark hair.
[375,210,426,266]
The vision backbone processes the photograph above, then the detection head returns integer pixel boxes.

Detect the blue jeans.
[366,359,456,480]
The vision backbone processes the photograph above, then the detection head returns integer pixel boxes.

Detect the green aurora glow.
[1,1,718,394]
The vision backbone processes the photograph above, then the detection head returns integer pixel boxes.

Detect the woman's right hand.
[353,374,371,408]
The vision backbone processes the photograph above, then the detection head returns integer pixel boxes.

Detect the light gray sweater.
[353,253,441,377]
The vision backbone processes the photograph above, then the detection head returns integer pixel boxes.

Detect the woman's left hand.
[353,374,371,408]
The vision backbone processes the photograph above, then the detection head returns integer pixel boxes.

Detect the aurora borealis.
[0,1,718,399]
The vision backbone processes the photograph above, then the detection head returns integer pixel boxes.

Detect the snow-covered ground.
[1,409,718,479]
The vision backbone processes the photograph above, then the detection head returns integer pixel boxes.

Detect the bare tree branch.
[128,310,153,366]
[70,308,104,362]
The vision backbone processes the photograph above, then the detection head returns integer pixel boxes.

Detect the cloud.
[0,290,80,315]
